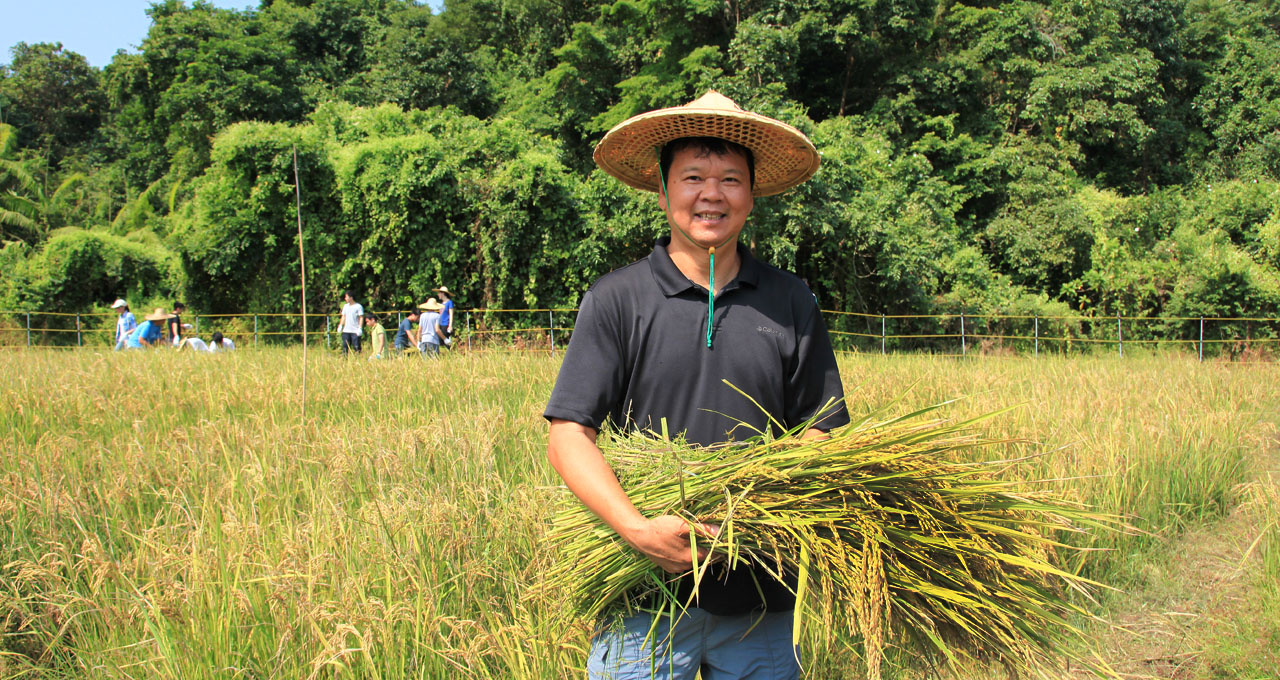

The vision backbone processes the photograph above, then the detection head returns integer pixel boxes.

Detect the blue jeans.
[587,608,799,680]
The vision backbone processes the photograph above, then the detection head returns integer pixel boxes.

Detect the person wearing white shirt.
[337,290,364,355]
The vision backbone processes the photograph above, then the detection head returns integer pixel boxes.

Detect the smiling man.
[545,92,849,679]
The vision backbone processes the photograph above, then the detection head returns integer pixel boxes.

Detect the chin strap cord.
[706,246,717,348]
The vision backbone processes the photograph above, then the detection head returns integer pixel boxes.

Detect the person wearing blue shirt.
[432,286,455,347]
[395,310,420,352]
[126,308,173,349]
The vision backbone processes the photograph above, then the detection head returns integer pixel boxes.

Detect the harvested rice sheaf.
[544,401,1115,679]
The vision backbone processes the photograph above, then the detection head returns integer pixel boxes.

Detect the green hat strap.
[657,149,734,349]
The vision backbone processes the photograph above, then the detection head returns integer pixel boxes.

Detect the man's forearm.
[547,420,647,537]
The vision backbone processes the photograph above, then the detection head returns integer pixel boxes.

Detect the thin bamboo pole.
[294,146,308,421]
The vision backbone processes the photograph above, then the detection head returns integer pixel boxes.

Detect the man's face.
[659,146,754,252]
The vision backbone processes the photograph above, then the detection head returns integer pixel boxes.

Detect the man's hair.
[344,290,355,300]
[211,332,223,344]
[408,309,420,318]
[658,137,756,190]
[363,312,377,321]
[173,301,185,311]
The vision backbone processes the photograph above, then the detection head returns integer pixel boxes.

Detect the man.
[432,286,455,346]
[418,298,445,358]
[337,291,363,355]
[364,312,387,359]
[126,308,173,349]
[395,309,420,353]
[545,92,848,679]
[112,299,136,351]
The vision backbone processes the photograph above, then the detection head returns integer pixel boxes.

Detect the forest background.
[1,0,1278,334]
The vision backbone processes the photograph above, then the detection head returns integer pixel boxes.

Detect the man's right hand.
[622,515,719,574]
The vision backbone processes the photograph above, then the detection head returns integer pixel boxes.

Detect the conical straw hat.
[593,91,820,197]
[145,308,175,321]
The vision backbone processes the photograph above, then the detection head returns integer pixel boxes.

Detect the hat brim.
[145,313,175,321]
[593,102,820,197]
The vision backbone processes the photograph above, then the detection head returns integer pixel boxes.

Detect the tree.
[0,42,106,168]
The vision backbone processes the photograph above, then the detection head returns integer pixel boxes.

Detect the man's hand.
[622,515,719,574]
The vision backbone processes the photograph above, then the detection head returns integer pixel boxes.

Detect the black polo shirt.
[545,236,848,615]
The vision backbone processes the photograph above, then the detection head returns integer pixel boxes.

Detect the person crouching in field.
[210,332,234,351]
[364,313,387,360]
[418,298,445,357]
[338,290,364,356]
[178,332,235,352]
[544,92,847,679]
[112,299,137,351]
[395,309,420,354]
[126,308,174,349]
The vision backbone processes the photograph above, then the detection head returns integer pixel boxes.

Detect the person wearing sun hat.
[125,308,174,349]
[431,286,455,347]
[545,91,848,678]
[417,298,445,357]
[111,299,137,351]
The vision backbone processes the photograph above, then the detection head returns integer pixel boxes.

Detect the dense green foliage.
[1,0,1277,329]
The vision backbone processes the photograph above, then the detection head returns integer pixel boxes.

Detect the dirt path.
[1079,435,1280,679]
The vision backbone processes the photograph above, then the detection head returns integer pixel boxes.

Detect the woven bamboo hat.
[145,308,175,322]
[418,299,444,312]
[593,91,820,197]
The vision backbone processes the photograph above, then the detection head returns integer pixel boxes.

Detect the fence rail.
[2,309,1277,361]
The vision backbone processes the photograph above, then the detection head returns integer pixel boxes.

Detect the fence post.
[1117,313,1123,357]
[326,316,331,350]
[76,314,82,347]
[881,314,886,355]
[467,312,472,352]
[254,315,258,347]
[1199,316,1204,362]
[1034,314,1039,358]
[960,313,966,356]
[549,310,555,352]
[26,312,31,347]
[195,315,199,336]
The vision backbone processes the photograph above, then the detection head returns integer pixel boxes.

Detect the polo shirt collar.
[650,236,761,298]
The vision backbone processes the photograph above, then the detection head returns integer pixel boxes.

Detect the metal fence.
[2,308,1278,361]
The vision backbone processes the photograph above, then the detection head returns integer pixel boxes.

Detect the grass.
[1,349,1277,678]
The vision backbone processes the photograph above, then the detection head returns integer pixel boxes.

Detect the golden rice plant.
[543,395,1116,679]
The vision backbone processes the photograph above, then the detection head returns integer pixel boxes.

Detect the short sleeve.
[785,293,849,431]
[544,289,627,431]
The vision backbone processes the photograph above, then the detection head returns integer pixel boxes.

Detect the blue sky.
[1,0,258,68]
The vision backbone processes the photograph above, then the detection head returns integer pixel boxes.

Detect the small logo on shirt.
[757,325,784,337]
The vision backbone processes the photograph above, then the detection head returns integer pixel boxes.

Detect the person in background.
[209,332,235,351]
[169,302,186,346]
[338,290,363,355]
[177,337,209,352]
[418,298,444,358]
[112,299,137,351]
[433,286,455,347]
[395,309,420,354]
[364,312,387,359]
[126,308,173,349]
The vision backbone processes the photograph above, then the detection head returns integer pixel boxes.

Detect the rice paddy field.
[2,349,1278,679]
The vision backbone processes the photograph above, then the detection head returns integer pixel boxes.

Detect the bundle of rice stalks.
[543,399,1115,679]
